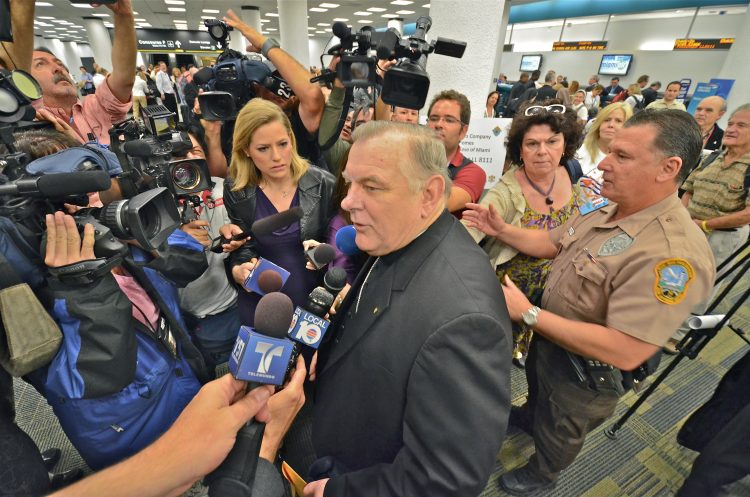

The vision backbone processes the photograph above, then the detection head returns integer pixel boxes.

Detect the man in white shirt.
[155,61,177,113]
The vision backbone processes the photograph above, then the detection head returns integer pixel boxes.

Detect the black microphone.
[305,243,336,270]
[207,292,295,497]
[0,171,112,197]
[332,21,350,40]
[210,206,304,253]
[323,266,347,296]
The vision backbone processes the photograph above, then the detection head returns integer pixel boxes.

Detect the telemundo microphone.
[335,224,360,256]
[287,267,347,350]
[207,292,296,497]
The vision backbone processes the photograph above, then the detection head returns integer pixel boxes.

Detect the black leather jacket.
[224,165,337,268]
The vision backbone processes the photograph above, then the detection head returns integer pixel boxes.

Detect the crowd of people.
[1,1,749,496]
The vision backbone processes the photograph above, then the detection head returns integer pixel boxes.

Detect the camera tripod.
[605,237,750,439]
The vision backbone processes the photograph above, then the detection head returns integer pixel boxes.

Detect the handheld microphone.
[208,293,295,497]
[287,267,343,350]
[257,269,284,294]
[0,171,112,197]
[335,224,359,256]
[210,206,304,253]
[305,243,336,270]
[243,259,290,295]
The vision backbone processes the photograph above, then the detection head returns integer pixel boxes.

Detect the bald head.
[694,96,727,130]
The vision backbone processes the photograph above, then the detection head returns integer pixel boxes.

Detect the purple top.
[327,213,368,284]
[237,189,321,327]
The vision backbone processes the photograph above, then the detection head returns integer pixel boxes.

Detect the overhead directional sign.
[126,28,223,53]
[674,38,734,50]
[552,40,608,51]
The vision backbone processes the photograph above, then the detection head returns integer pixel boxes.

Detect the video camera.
[108,105,211,223]
[315,16,466,110]
[194,19,294,121]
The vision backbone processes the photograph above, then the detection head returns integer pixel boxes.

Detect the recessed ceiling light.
[317,22,330,26]
[176,26,188,30]
[333,17,349,21]
[309,7,327,12]
[203,9,220,13]
[308,26,315,30]
[139,23,151,27]
[423,3,430,7]
[367,7,387,12]
[174,20,187,23]
[358,19,373,23]
[91,13,110,17]
[44,30,56,33]
[164,0,185,4]
[54,27,66,30]
[354,11,372,16]
[71,3,93,7]
[132,11,138,14]
[35,2,53,6]
[201,16,216,19]
[261,19,270,23]
[381,13,399,18]
[319,2,339,7]
[267,13,279,16]
[134,18,146,22]
[396,10,414,14]
[38,16,55,19]
[266,28,277,31]
[167,7,186,12]
[391,0,413,4]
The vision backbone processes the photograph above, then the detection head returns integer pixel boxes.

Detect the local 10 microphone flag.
[287,307,329,349]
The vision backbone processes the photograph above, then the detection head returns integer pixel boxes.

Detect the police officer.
[463,109,716,495]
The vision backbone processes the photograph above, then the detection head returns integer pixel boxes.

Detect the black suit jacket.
[604,84,625,96]
[313,211,512,497]
[704,125,724,151]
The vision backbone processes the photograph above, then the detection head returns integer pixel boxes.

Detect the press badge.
[578,177,609,215]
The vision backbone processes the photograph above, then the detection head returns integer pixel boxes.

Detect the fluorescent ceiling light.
[382,13,399,18]
[367,7,387,12]
[134,18,146,22]
[358,20,373,23]
[316,30,326,33]
[320,3,340,7]
[71,3,93,7]
[132,11,138,14]
[164,0,185,4]
[396,10,414,14]
[91,13,110,16]
[354,11,372,16]
[267,13,279,16]
[423,3,430,7]
[35,2,53,6]
[309,7,327,12]
[333,17,349,21]
[308,26,315,30]
[391,0,413,4]
[266,28,277,31]
[201,16,216,19]
[139,23,151,27]
[167,7,186,12]
[174,20,187,23]
[203,9,220,13]
[38,16,55,19]
[317,22,331,26]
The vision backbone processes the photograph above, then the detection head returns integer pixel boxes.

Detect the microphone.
[208,293,296,497]
[323,266,347,295]
[335,225,360,256]
[257,269,284,294]
[0,171,112,198]
[210,206,304,253]
[305,243,336,270]
[243,259,290,295]
[287,267,343,350]
[332,21,351,40]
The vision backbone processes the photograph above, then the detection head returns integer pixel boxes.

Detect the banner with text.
[552,41,608,51]
[674,38,734,50]
[128,28,223,53]
[460,118,512,189]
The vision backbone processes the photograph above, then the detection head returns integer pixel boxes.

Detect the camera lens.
[350,62,370,81]
[171,162,201,190]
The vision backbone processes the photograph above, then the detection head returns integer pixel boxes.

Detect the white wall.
[308,37,329,71]
[501,10,745,92]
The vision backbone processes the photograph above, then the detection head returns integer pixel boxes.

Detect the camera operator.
[6,128,212,471]
[12,0,135,146]
[222,10,327,171]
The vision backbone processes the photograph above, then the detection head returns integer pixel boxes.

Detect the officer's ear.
[657,155,682,184]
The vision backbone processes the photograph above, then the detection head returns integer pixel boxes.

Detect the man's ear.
[658,156,682,184]
[421,174,445,217]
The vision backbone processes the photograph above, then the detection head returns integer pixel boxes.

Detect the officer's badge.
[598,233,634,257]
[654,259,695,305]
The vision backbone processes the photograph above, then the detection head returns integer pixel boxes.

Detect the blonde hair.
[627,83,641,95]
[583,102,633,160]
[230,99,308,190]
[352,121,451,198]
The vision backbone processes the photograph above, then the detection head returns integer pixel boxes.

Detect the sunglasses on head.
[524,104,567,116]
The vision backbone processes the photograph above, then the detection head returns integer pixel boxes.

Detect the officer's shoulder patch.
[653,258,695,305]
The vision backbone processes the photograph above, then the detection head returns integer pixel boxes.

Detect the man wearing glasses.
[426,90,487,217]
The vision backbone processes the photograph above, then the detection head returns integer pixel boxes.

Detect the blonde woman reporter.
[577,102,632,181]
[224,99,337,329]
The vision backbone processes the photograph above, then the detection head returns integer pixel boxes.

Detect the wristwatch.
[261,37,280,58]
[521,306,541,326]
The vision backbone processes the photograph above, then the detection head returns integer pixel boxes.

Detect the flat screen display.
[598,54,633,76]
[519,54,542,72]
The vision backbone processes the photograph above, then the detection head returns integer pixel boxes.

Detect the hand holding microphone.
[303,240,337,270]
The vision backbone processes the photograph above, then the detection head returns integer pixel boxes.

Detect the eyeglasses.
[524,104,567,116]
[427,115,464,126]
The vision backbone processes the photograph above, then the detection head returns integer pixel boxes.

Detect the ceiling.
[31,0,436,43]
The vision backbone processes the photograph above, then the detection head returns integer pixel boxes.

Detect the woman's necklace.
[522,166,556,212]
[261,181,293,199]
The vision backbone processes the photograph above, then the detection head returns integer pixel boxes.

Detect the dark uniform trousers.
[527,338,620,482]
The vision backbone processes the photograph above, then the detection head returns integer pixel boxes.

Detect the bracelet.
[700,220,712,233]
[261,37,280,58]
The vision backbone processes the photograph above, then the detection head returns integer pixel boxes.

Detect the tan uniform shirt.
[645,99,687,112]
[543,194,715,347]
